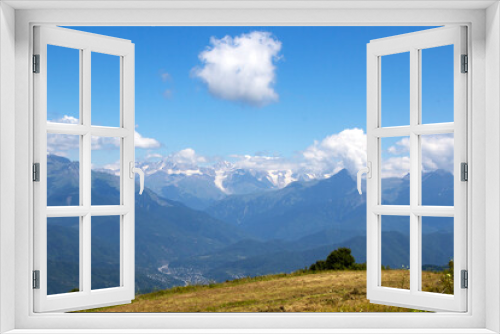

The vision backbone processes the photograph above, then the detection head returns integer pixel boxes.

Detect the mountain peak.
[327,168,353,182]
[47,154,71,164]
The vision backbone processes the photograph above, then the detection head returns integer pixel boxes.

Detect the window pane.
[47,217,80,295]
[381,52,410,127]
[381,136,410,205]
[421,134,454,206]
[91,216,121,290]
[47,134,80,206]
[47,45,80,124]
[91,52,120,127]
[421,216,454,295]
[91,136,121,205]
[381,215,410,290]
[421,45,454,124]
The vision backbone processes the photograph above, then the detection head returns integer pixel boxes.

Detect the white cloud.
[170,148,207,165]
[89,132,160,151]
[301,128,367,176]
[381,157,411,178]
[135,131,161,149]
[91,136,120,150]
[102,160,121,174]
[421,134,454,173]
[387,137,409,155]
[47,115,79,124]
[47,133,79,157]
[384,134,454,177]
[192,31,282,107]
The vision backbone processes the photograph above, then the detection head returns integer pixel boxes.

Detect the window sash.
[366,26,468,312]
[33,26,136,313]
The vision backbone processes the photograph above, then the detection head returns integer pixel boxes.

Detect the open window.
[33,26,140,312]
[363,26,467,312]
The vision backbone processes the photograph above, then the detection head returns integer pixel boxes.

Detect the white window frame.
[33,26,136,312]
[0,1,499,333]
[366,26,468,312]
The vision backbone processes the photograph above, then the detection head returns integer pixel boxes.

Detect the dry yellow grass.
[81,269,449,313]
[382,269,410,290]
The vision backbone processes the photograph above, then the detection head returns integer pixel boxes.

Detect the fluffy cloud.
[47,133,79,157]
[48,115,79,124]
[135,131,161,149]
[421,134,454,173]
[89,131,160,150]
[302,128,367,176]
[380,157,411,178]
[170,148,207,165]
[384,134,454,177]
[387,137,409,155]
[192,31,282,107]
[91,136,120,150]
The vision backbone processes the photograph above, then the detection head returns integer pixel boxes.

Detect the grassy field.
[81,269,449,313]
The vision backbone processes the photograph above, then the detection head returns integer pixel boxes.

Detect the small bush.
[308,247,364,272]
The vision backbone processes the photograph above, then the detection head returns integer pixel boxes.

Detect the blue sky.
[47,26,454,177]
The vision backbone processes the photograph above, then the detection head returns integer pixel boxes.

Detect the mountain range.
[47,154,454,294]
[136,158,321,210]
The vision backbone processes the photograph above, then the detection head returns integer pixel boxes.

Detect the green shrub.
[326,247,355,270]
[308,247,364,272]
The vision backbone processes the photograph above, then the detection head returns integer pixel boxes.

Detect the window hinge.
[33,270,40,289]
[33,163,40,182]
[461,162,468,182]
[33,54,40,73]
[461,270,468,289]
[461,54,468,73]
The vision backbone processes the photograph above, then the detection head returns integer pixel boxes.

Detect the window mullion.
[82,48,92,294]
[78,48,84,294]
[409,47,420,294]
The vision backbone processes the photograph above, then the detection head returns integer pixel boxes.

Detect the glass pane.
[47,45,80,124]
[47,217,80,295]
[381,136,410,205]
[91,216,121,290]
[381,52,410,127]
[421,217,454,295]
[421,45,454,124]
[91,52,120,127]
[421,134,454,206]
[47,134,80,206]
[91,136,121,205]
[381,215,410,290]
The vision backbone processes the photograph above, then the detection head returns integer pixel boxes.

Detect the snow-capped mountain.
[136,158,332,210]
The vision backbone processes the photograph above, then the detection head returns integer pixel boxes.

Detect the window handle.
[357,162,372,195]
[129,162,145,195]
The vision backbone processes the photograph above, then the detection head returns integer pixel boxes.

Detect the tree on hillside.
[326,247,355,270]
[309,247,360,271]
